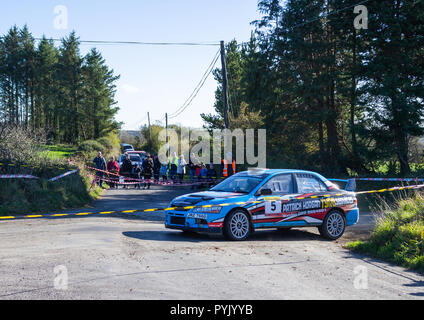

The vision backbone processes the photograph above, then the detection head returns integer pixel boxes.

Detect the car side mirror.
[260,188,273,196]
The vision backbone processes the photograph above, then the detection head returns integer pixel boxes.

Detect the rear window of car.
[130,155,141,162]
[296,174,328,193]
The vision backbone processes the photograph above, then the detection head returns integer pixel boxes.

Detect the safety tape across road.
[354,177,424,182]
[87,165,224,186]
[2,183,424,221]
[90,174,221,187]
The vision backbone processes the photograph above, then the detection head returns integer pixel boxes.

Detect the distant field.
[39,145,77,160]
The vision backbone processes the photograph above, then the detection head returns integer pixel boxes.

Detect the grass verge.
[346,194,424,274]
[39,144,77,160]
[0,164,104,216]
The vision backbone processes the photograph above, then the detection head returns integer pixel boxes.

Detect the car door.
[254,174,296,226]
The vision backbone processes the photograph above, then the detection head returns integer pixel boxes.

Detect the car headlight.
[192,206,222,213]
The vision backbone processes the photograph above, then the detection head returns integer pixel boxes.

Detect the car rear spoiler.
[328,178,356,192]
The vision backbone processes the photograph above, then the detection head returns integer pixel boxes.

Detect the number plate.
[187,213,208,219]
[265,200,282,215]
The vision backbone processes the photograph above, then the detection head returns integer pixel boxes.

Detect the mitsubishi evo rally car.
[165,169,359,241]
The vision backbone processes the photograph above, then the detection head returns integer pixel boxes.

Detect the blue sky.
[0,0,262,130]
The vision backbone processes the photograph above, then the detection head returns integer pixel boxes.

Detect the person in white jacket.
[177,154,187,183]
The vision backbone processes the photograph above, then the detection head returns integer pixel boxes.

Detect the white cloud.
[121,84,140,94]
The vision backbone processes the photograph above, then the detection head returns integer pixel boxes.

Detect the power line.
[168,53,219,120]
[168,49,220,120]
[34,38,220,46]
[225,54,238,118]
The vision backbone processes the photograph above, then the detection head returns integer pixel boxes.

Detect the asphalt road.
[0,186,423,300]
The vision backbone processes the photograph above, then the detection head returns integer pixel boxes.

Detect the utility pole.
[165,112,168,158]
[147,112,151,139]
[220,40,230,129]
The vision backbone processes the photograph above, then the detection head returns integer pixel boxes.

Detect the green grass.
[39,144,77,160]
[346,194,424,274]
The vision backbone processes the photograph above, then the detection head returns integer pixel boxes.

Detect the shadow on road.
[122,227,328,243]
[342,249,424,296]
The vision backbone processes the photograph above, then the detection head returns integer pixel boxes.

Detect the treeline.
[0,26,120,144]
[202,0,424,176]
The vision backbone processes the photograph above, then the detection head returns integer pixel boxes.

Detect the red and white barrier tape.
[86,165,222,186]
[48,169,80,182]
[0,169,79,182]
[0,174,40,180]
[88,173,218,187]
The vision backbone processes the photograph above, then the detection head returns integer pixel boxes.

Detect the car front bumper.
[165,211,224,234]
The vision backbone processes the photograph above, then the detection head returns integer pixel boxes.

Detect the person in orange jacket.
[221,152,236,178]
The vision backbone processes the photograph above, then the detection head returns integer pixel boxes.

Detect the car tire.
[223,210,251,241]
[318,210,346,240]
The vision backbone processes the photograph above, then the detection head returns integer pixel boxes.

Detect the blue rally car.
[165,169,359,241]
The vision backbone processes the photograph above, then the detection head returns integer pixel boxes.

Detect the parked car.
[118,153,142,169]
[127,150,147,162]
[120,143,134,153]
[165,169,359,241]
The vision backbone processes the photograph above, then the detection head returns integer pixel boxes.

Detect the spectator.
[160,161,168,181]
[120,152,133,189]
[188,153,201,182]
[198,164,208,189]
[177,154,187,183]
[133,164,142,189]
[153,155,161,181]
[207,162,217,188]
[93,151,107,188]
[142,154,154,189]
[168,152,178,181]
[107,156,119,189]
[207,162,216,178]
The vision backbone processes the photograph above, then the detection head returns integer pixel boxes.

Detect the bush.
[78,140,105,154]
[0,124,45,163]
[97,137,114,153]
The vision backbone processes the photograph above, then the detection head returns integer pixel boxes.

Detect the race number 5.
[265,200,281,215]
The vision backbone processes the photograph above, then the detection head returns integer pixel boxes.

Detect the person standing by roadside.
[188,153,201,182]
[153,155,161,181]
[106,156,119,189]
[168,152,178,182]
[133,164,142,189]
[93,151,107,189]
[142,154,154,189]
[160,161,169,181]
[120,152,133,189]
[221,152,236,178]
[177,154,187,183]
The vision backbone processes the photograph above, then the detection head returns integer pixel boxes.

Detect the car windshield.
[210,174,264,193]
[119,155,141,162]
[130,155,141,162]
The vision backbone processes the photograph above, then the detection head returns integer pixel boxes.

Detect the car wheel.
[224,210,251,241]
[318,210,346,240]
